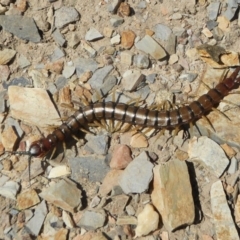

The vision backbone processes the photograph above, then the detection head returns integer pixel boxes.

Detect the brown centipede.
[18,66,240,159]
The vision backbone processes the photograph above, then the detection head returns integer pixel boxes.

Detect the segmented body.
[29,67,240,157]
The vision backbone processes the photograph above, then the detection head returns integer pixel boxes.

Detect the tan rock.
[151,159,195,231]
[16,0,27,12]
[103,27,113,38]
[17,189,40,210]
[116,215,137,225]
[130,133,148,148]
[1,126,18,151]
[145,29,154,36]
[202,28,213,38]
[220,143,236,158]
[45,59,64,74]
[135,204,159,237]
[59,86,73,108]
[110,144,132,169]
[121,30,136,49]
[118,2,131,16]
[0,49,16,65]
[217,16,230,32]
[0,65,10,81]
[8,86,61,127]
[168,54,178,65]
[48,165,71,179]
[220,51,240,66]
[186,48,199,61]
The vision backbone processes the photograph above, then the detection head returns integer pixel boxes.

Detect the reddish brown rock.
[110,144,132,169]
[121,30,136,49]
[17,189,40,210]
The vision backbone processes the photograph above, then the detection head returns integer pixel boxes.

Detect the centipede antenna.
[27,154,32,188]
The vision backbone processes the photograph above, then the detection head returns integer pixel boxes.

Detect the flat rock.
[99,169,123,196]
[119,151,153,194]
[85,134,109,155]
[48,165,71,179]
[151,159,195,232]
[121,30,136,49]
[0,181,19,200]
[1,125,18,150]
[188,136,229,177]
[69,155,110,182]
[135,204,159,237]
[110,194,129,215]
[17,189,40,210]
[133,54,149,69]
[116,215,137,225]
[25,200,48,236]
[135,35,166,60]
[154,24,172,41]
[88,65,113,90]
[110,16,124,27]
[122,69,145,91]
[108,0,122,13]
[52,28,66,47]
[110,144,132,170]
[8,86,61,127]
[40,179,82,213]
[77,210,106,230]
[54,6,80,29]
[207,2,220,20]
[18,54,31,68]
[85,27,103,41]
[0,15,41,43]
[0,48,16,65]
[211,180,239,240]
[0,65,10,82]
[73,58,98,77]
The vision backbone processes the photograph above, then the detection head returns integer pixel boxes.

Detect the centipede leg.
[201,115,215,132]
[212,107,231,121]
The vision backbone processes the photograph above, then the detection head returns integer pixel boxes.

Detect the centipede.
[18,66,240,159]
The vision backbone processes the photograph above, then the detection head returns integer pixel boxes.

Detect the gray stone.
[108,0,122,13]
[77,210,106,230]
[137,1,147,9]
[25,201,48,236]
[55,76,68,90]
[52,29,66,47]
[135,35,166,60]
[154,24,172,41]
[171,13,182,20]
[85,27,103,41]
[223,0,238,20]
[0,90,6,113]
[172,26,186,37]
[18,54,31,69]
[0,181,19,200]
[146,73,156,84]
[62,64,75,79]
[74,57,98,77]
[206,20,218,30]
[207,2,220,20]
[69,155,110,182]
[85,133,109,155]
[188,136,229,177]
[228,157,238,174]
[165,34,176,55]
[3,77,31,89]
[134,85,150,100]
[119,152,153,194]
[54,6,80,29]
[40,179,82,213]
[110,16,124,27]
[5,117,23,138]
[211,180,239,240]
[212,27,224,41]
[88,65,114,89]
[49,47,65,62]
[133,54,149,69]
[179,73,198,82]
[21,159,44,182]
[0,15,41,43]
[92,75,117,102]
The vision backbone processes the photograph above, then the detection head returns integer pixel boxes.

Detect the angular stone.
[110,194,129,215]
[85,27,103,41]
[188,136,229,177]
[0,181,19,200]
[110,34,121,45]
[211,180,239,240]
[207,2,220,20]
[17,189,40,210]
[85,134,109,155]
[52,28,66,47]
[110,16,124,27]
[135,204,159,237]
[48,165,71,179]
[74,58,98,78]
[116,215,137,225]
[151,159,195,231]
[0,15,41,42]
[77,210,106,230]
[130,133,149,148]
[0,49,16,65]
[1,125,18,150]
[40,179,82,213]
[69,155,110,183]
[135,35,166,60]
[81,40,97,57]
[122,69,145,91]
[154,24,172,41]
[18,54,31,68]
[110,144,132,170]
[121,50,133,65]
[88,65,113,89]
[8,86,61,127]
[133,54,149,69]
[119,151,153,194]
[25,200,48,236]
[108,0,122,13]
[121,30,136,49]
[54,6,80,28]
[62,210,74,228]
